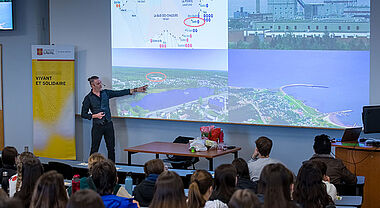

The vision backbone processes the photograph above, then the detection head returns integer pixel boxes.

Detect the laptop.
[341,127,362,143]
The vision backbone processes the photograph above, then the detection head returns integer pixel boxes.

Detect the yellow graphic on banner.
[32,60,76,160]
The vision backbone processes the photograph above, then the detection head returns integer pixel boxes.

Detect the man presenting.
[81,76,147,162]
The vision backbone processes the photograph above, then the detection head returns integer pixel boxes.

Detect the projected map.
[111,0,370,128]
[112,0,227,49]
[0,1,12,30]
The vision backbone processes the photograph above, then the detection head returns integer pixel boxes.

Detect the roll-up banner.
[32,45,76,160]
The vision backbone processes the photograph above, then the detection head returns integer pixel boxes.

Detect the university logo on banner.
[32,45,76,160]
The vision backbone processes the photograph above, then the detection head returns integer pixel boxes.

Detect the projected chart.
[111,0,227,49]
[111,0,370,128]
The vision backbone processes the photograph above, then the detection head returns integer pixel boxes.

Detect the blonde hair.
[15,152,35,191]
[88,153,106,174]
[187,170,213,208]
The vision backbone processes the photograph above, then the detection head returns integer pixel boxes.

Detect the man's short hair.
[2,146,18,166]
[91,160,116,196]
[88,76,99,85]
[313,134,331,154]
[144,159,164,176]
[255,136,273,157]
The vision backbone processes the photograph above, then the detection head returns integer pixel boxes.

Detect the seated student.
[67,189,105,208]
[205,164,237,208]
[9,151,35,197]
[187,169,213,208]
[14,157,44,208]
[257,163,298,208]
[228,189,261,208]
[232,158,257,193]
[91,160,138,208]
[309,134,356,185]
[293,161,334,208]
[67,153,131,198]
[150,171,187,208]
[311,161,337,202]
[133,159,165,207]
[248,136,282,182]
[0,146,18,193]
[30,170,68,208]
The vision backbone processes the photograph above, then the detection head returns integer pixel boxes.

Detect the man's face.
[91,79,103,91]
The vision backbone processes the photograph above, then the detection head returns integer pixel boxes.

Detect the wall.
[0,0,49,151]
[0,0,378,174]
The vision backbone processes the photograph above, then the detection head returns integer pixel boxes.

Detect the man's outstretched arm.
[108,85,148,98]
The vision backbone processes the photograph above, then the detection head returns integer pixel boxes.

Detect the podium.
[332,142,380,208]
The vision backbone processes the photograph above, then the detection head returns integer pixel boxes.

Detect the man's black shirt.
[81,89,131,125]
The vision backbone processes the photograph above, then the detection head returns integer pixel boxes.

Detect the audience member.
[232,158,257,193]
[68,153,131,198]
[30,170,68,208]
[205,164,237,208]
[67,189,105,208]
[149,171,187,208]
[293,161,334,208]
[9,151,35,197]
[187,169,213,208]
[248,136,282,182]
[312,160,337,201]
[257,163,298,208]
[133,159,165,207]
[228,189,260,208]
[91,160,138,208]
[0,146,18,193]
[14,157,44,208]
[309,134,356,185]
[0,197,23,208]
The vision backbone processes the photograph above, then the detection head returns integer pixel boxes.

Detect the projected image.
[0,0,13,30]
[229,0,370,50]
[111,0,370,128]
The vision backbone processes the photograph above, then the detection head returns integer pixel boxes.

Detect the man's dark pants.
[90,121,115,162]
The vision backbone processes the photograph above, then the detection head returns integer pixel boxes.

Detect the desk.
[335,196,362,207]
[124,142,241,170]
[332,142,380,208]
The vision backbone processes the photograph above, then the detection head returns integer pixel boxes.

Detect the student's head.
[0,197,23,208]
[258,163,295,208]
[15,151,35,191]
[150,171,186,208]
[232,158,250,180]
[228,189,261,208]
[67,189,105,208]
[313,134,331,154]
[293,161,331,208]
[255,136,273,157]
[88,76,102,91]
[187,170,213,208]
[144,159,165,176]
[88,153,106,174]
[211,164,237,204]
[2,146,18,166]
[91,160,117,196]
[30,171,68,208]
[18,158,44,202]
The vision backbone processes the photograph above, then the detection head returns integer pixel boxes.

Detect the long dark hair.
[258,163,297,208]
[149,171,186,208]
[209,164,237,204]
[232,158,250,180]
[293,161,333,208]
[15,157,43,208]
[187,170,213,208]
[67,189,105,208]
[30,171,68,208]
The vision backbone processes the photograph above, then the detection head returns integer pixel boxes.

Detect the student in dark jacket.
[0,146,18,193]
[232,158,257,193]
[133,159,165,207]
[309,134,356,185]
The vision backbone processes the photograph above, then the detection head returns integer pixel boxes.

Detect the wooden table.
[332,142,380,208]
[124,142,241,170]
